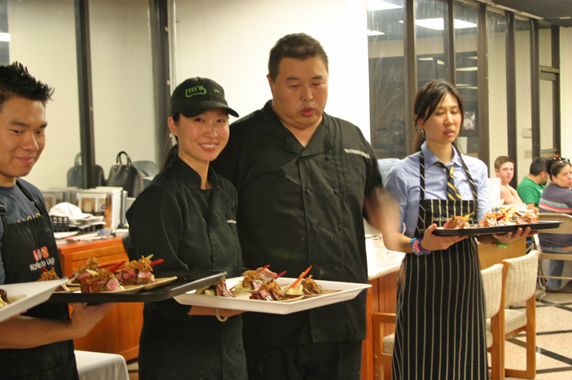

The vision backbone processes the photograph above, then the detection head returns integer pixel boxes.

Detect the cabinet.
[57,237,143,361]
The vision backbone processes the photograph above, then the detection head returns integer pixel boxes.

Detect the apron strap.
[419,145,479,202]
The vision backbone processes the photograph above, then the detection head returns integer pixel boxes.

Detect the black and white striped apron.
[391,149,489,380]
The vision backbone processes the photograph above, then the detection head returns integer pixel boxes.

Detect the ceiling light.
[368,29,385,36]
[559,16,571,20]
[456,67,478,71]
[0,33,10,42]
[415,18,477,30]
[367,0,402,11]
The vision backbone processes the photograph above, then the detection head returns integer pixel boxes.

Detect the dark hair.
[268,33,329,82]
[529,156,546,176]
[162,112,180,171]
[494,156,514,171]
[412,80,464,152]
[545,156,571,180]
[0,62,54,110]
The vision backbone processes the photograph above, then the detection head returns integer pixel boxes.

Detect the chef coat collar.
[263,100,332,156]
[170,155,221,189]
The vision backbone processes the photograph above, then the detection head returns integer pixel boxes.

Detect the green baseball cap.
[170,77,238,118]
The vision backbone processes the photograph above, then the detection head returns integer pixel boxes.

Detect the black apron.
[0,181,78,380]
[391,150,489,380]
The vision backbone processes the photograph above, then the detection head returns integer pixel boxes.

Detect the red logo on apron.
[41,246,49,259]
[33,249,39,262]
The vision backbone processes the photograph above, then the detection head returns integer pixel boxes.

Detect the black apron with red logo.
[0,180,78,380]
[391,150,489,380]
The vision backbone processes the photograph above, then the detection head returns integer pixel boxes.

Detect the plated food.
[175,276,370,315]
[56,255,167,293]
[38,267,71,292]
[433,206,555,236]
[444,207,538,230]
[196,266,340,302]
[0,288,13,308]
[0,279,68,322]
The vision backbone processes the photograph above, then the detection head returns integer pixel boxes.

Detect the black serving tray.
[432,221,562,236]
[47,270,226,303]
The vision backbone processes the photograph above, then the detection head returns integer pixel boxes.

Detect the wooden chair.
[482,263,507,380]
[371,312,395,380]
[501,251,539,379]
[535,213,572,288]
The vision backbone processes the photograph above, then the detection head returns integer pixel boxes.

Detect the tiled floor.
[504,282,572,379]
[124,284,572,380]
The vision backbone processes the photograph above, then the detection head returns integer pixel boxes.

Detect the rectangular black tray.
[432,221,562,236]
[47,270,225,303]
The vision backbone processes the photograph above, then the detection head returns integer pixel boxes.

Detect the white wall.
[89,0,156,174]
[7,0,80,190]
[171,0,371,138]
[7,0,156,190]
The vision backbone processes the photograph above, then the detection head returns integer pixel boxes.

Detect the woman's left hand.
[493,226,537,245]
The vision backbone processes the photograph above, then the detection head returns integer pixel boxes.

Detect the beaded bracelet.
[492,237,509,249]
[410,237,432,255]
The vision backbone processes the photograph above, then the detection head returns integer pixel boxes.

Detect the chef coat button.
[306,188,311,194]
[334,188,339,194]
[313,224,318,230]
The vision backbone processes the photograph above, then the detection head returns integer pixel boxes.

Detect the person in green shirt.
[517,156,548,213]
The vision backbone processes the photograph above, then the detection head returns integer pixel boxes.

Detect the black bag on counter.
[67,153,106,188]
[107,151,145,197]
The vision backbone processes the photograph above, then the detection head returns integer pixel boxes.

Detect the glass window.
[6,0,80,189]
[486,7,508,174]
[454,1,479,157]
[89,0,156,176]
[415,0,447,88]
[539,80,555,155]
[514,17,533,181]
[367,0,406,159]
[538,22,552,67]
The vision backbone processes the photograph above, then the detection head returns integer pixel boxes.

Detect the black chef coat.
[212,100,381,346]
[127,156,246,380]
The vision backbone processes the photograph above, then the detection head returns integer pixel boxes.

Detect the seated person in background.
[495,155,523,205]
[539,155,572,291]
[517,156,547,213]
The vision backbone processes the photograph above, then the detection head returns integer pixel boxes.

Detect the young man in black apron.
[0,62,114,380]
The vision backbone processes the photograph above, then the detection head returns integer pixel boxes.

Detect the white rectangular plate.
[174,277,371,315]
[0,278,68,322]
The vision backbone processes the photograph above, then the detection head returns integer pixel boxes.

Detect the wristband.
[410,237,432,255]
[492,238,509,249]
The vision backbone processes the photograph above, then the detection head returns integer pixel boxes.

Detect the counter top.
[366,235,405,281]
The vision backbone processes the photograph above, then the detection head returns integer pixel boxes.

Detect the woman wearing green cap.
[127,77,246,380]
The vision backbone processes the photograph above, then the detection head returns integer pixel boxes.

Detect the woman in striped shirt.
[539,156,572,291]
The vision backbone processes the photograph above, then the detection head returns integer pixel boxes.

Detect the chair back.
[481,263,504,319]
[537,213,572,234]
[503,251,539,307]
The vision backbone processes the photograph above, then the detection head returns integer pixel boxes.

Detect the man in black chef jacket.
[0,62,114,380]
[212,33,397,380]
